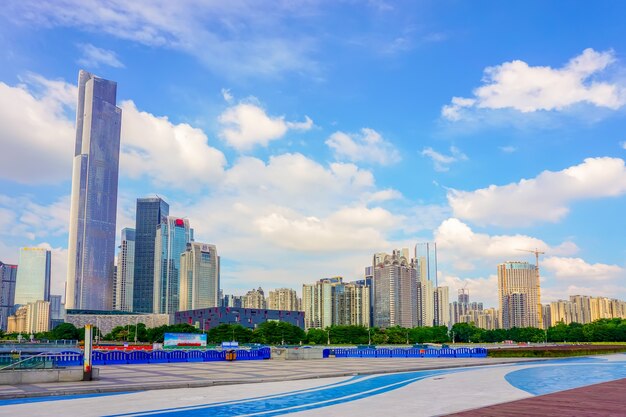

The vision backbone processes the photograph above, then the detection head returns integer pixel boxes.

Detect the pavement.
[0,357,542,399]
[0,354,625,416]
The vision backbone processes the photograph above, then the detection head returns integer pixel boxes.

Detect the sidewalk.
[0,357,541,399]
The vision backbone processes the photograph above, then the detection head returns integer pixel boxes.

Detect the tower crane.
[516,248,545,329]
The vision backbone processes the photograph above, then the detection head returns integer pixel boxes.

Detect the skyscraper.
[154,217,192,314]
[415,242,437,326]
[373,249,418,329]
[115,228,135,312]
[66,70,122,310]
[133,197,169,313]
[0,261,17,330]
[415,242,437,284]
[498,261,541,329]
[302,277,369,329]
[434,286,450,327]
[179,242,219,311]
[14,248,51,306]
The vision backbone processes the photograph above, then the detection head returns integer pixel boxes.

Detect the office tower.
[49,294,64,328]
[66,70,122,310]
[15,248,51,306]
[114,228,135,312]
[222,294,243,308]
[7,300,51,334]
[179,242,219,311]
[302,277,369,329]
[0,261,18,330]
[373,249,417,329]
[243,287,267,309]
[154,217,192,314]
[415,242,437,285]
[133,197,169,313]
[268,288,300,311]
[498,261,541,329]
[434,286,450,327]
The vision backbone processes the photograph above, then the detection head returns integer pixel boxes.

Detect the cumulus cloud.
[120,100,226,187]
[448,157,626,227]
[439,273,499,307]
[218,102,313,151]
[421,146,467,172]
[0,76,75,183]
[77,43,124,68]
[326,128,401,165]
[543,256,624,281]
[442,48,626,120]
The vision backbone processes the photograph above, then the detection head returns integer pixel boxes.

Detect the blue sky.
[0,1,625,307]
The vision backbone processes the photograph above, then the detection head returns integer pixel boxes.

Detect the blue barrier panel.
[348,349,361,358]
[187,350,204,362]
[322,349,330,358]
[405,348,421,358]
[92,351,106,365]
[168,350,188,363]
[455,348,471,358]
[360,348,376,358]
[203,350,224,362]
[149,350,169,364]
[423,349,438,358]
[104,350,129,365]
[376,348,392,358]
[391,348,407,358]
[128,350,150,364]
[55,351,83,366]
[259,347,271,359]
[332,348,344,357]
[234,349,252,360]
[438,348,456,358]
[471,348,487,358]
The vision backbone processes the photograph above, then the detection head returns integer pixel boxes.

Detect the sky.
[0,1,625,308]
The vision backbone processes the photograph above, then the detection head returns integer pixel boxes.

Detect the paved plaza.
[0,354,624,416]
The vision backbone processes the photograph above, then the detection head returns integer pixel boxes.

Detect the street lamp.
[368,328,371,345]
[134,316,139,344]
[327,328,330,345]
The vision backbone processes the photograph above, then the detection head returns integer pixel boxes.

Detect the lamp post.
[134,316,139,344]
[327,328,330,345]
[368,328,371,346]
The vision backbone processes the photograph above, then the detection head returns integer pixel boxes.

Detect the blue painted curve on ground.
[0,391,131,406]
[505,361,626,395]
[107,369,456,417]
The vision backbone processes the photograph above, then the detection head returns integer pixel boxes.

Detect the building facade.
[115,228,135,312]
[373,250,418,329]
[154,217,192,314]
[222,294,243,308]
[175,307,305,330]
[0,261,17,330]
[14,247,51,306]
[549,295,626,325]
[415,243,437,327]
[243,287,267,309]
[433,286,450,327]
[302,277,370,329]
[133,197,169,313]
[179,242,220,311]
[268,288,300,311]
[7,300,50,334]
[498,261,541,329]
[66,70,122,311]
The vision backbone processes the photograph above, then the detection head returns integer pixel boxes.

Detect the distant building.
[66,70,121,311]
[115,228,135,312]
[549,295,626,325]
[0,261,17,330]
[154,217,192,314]
[175,307,304,331]
[243,287,267,309]
[15,247,51,305]
[7,300,50,334]
[449,288,484,326]
[498,261,541,329]
[373,250,417,329]
[49,294,65,328]
[434,286,450,327]
[65,309,171,336]
[415,243,437,326]
[179,242,220,311]
[133,197,169,313]
[222,294,243,308]
[302,277,369,329]
[459,307,499,330]
[268,288,300,311]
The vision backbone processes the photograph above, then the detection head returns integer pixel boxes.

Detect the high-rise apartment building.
[0,261,17,330]
[268,288,300,311]
[7,300,51,334]
[549,295,626,325]
[498,261,541,329]
[302,277,369,329]
[66,70,121,310]
[243,287,267,309]
[154,217,192,314]
[179,242,219,311]
[133,197,169,313]
[222,294,243,308]
[373,250,417,329]
[115,228,135,312]
[434,286,450,327]
[15,248,51,306]
[415,243,437,326]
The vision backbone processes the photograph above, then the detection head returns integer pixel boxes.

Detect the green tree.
[252,321,305,345]
[305,328,327,345]
[206,324,253,344]
[51,323,79,340]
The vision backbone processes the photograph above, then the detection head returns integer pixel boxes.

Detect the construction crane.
[516,248,545,329]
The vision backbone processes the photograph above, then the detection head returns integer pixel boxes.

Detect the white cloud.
[434,218,578,271]
[326,128,401,165]
[439,273,499,307]
[221,88,233,103]
[543,256,624,281]
[77,43,124,68]
[120,100,226,188]
[448,157,626,227]
[218,102,313,151]
[365,189,403,203]
[499,146,517,153]
[621,141,626,150]
[442,48,626,120]
[0,194,70,240]
[421,146,467,172]
[0,76,75,183]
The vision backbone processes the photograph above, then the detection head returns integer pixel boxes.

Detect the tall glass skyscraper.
[0,261,18,330]
[14,248,51,305]
[66,70,121,310]
[115,228,135,312]
[154,217,192,314]
[133,197,169,313]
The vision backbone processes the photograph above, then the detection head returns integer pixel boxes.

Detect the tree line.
[2,318,625,344]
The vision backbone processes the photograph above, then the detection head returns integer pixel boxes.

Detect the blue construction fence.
[322,347,487,358]
[53,347,271,366]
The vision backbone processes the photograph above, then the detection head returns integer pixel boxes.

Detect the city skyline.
[0,3,625,309]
